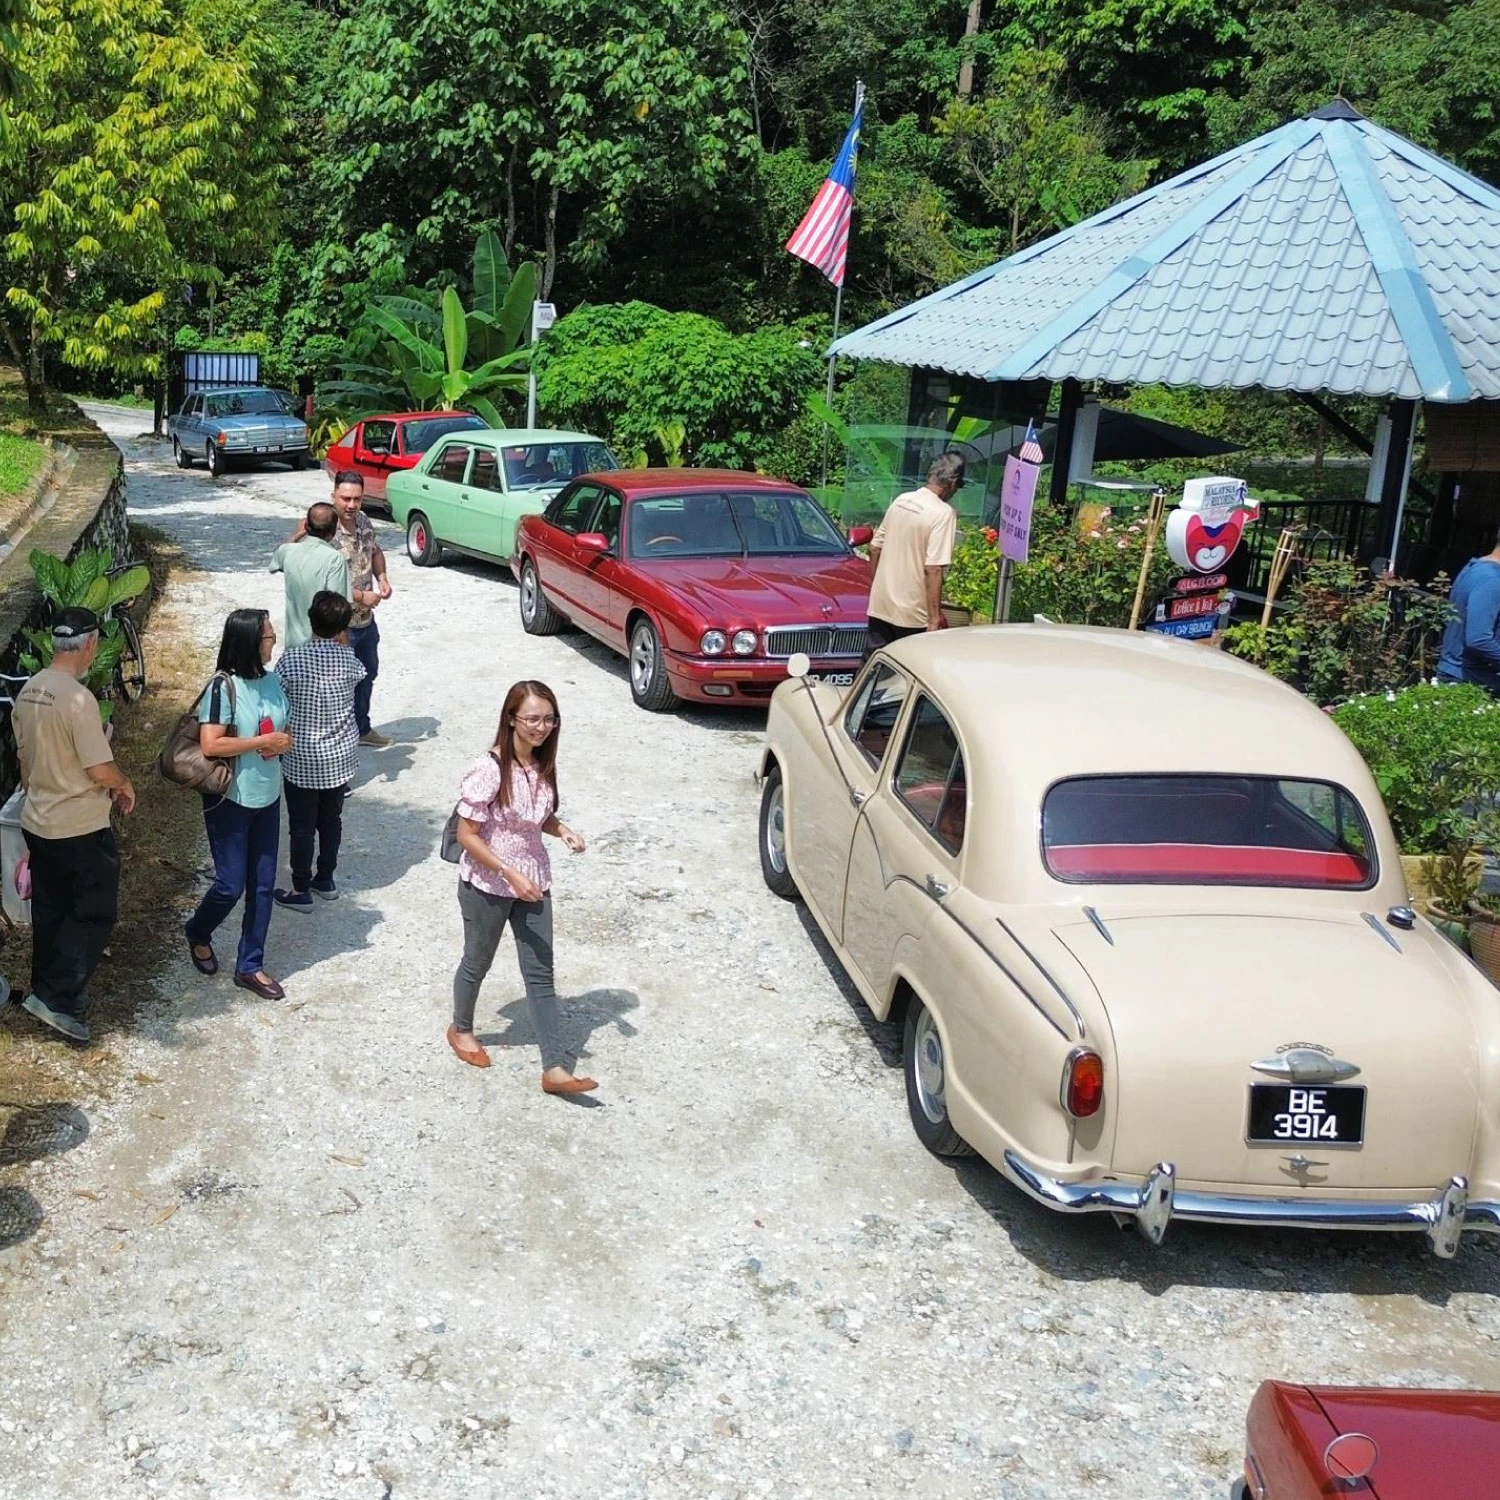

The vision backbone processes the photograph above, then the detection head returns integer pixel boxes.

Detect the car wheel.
[903,998,974,1158]
[758,764,799,899]
[519,559,563,635]
[628,617,677,713]
[206,442,224,478]
[172,438,192,469]
[290,452,309,471]
[406,511,443,567]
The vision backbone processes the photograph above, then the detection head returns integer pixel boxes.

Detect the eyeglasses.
[261,629,277,642]
[514,714,558,729]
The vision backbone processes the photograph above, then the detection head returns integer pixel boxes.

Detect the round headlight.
[700,630,727,655]
[732,629,758,656]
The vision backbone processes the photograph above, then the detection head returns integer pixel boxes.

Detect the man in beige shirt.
[11,608,136,1043]
[866,451,965,654]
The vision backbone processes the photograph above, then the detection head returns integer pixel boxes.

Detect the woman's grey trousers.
[453,879,564,1069]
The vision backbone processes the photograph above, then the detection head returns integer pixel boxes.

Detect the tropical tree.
[0,0,286,407]
[320,230,539,426]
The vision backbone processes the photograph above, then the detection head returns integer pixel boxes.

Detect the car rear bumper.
[666,655,860,703]
[1001,1151,1499,1258]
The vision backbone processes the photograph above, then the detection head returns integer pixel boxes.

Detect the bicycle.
[105,559,148,704]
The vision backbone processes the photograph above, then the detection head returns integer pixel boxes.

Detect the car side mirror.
[848,525,874,547]
[366,441,389,457]
[576,532,610,553]
[787,652,811,679]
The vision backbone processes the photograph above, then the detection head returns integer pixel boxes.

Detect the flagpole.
[820,80,864,495]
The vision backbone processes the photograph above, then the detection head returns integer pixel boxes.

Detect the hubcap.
[913,1008,947,1125]
[765,782,786,873]
[522,567,536,619]
[413,523,426,553]
[631,628,654,691]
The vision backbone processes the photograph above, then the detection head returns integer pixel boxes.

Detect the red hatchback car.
[513,469,874,711]
[323,412,487,509]
[1234,1381,1500,1500]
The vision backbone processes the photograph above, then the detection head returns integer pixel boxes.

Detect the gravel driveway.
[1,405,1498,1500]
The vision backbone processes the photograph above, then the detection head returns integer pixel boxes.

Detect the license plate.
[252,445,267,453]
[808,671,855,687]
[1247,1084,1366,1146]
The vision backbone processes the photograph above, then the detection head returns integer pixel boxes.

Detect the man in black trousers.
[10,608,136,1043]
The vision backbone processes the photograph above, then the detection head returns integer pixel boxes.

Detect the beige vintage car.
[757,624,1500,1256]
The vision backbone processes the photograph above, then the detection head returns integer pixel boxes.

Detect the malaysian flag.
[786,92,864,287]
[1018,420,1045,464]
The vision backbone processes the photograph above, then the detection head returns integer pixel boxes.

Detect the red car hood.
[641,554,872,624]
[1311,1387,1500,1499]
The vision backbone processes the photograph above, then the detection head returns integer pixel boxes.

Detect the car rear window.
[1041,775,1376,888]
[403,415,487,453]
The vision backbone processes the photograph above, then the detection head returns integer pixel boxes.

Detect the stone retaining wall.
[0,401,130,800]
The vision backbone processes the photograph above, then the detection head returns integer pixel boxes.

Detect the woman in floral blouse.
[448,679,594,1092]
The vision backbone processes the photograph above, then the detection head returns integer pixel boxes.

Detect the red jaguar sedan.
[513,469,873,711]
[323,411,487,509]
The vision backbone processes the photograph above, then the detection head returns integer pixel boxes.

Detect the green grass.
[0,429,45,497]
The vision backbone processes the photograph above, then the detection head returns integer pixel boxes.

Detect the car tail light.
[1061,1048,1104,1118]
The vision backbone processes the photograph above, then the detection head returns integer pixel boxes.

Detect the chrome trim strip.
[1000,1153,1496,1255]
[1082,905,1113,945]
[933,905,1070,1042]
[1362,911,1403,952]
[994,916,1087,1040]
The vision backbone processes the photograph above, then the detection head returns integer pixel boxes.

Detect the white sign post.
[525,301,557,429]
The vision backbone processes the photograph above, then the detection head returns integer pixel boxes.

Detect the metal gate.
[168,351,261,414]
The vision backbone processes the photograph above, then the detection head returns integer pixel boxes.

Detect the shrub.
[1331,684,1500,853]
[535,301,823,471]
[941,503,1176,628]
[1225,561,1452,706]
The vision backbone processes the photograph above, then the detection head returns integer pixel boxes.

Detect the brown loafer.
[187,938,217,976]
[541,1072,598,1095]
[447,1025,491,1068]
[233,971,285,1000]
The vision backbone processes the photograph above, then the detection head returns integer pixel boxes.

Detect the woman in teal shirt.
[184,608,292,998]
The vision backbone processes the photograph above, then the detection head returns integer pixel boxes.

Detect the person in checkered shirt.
[273,591,366,913]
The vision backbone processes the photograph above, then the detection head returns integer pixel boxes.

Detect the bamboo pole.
[1128,489,1168,631]
[1260,526,1301,630]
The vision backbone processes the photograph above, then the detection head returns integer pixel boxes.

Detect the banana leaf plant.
[320,230,539,427]
[18,547,150,719]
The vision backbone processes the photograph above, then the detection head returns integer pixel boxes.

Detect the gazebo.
[831,101,1500,579]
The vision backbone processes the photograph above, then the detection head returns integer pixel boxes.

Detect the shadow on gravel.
[544,628,778,736]
[0,1102,89,1165]
[0,1186,43,1248]
[351,716,441,790]
[952,1157,1500,1301]
[476,985,640,1076]
[795,907,904,1068]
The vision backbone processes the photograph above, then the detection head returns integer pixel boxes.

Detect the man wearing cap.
[10,607,136,1043]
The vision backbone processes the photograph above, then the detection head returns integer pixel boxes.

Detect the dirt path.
[1,406,1498,1500]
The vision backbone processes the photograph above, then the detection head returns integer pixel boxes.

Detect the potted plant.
[1421,830,1481,951]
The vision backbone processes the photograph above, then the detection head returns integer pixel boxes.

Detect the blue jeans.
[348,619,379,734]
[185,797,280,975]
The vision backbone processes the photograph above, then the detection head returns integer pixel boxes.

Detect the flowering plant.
[942,504,1174,627]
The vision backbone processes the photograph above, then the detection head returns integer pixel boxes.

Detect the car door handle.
[925,873,950,899]
[421,482,429,490]
[848,788,867,808]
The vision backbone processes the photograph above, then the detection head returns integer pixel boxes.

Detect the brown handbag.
[157,674,237,795]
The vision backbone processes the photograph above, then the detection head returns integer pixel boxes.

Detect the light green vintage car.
[387,427,617,569]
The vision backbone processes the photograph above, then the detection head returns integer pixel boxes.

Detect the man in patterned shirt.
[329,470,394,748]
[273,591,366,914]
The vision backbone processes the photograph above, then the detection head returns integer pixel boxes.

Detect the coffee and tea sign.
[1146,478,1259,641]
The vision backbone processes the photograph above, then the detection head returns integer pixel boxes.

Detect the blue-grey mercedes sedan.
[168,387,310,478]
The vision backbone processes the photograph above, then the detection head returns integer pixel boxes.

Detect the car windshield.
[628,489,848,558]
[1042,774,1376,888]
[205,390,286,418]
[403,414,487,453]
[502,441,617,490]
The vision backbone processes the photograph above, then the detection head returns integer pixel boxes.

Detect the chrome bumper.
[1002,1152,1500,1258]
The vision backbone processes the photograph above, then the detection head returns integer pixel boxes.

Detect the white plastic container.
[1,787,31,924]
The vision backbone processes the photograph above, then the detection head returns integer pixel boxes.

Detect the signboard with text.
[999,454,1042,564]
